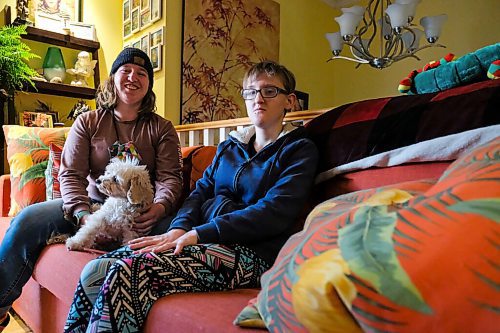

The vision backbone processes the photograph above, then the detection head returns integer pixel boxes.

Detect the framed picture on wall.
[141,33,150,56]
[140,0,149,10]
[180,0,279,124]
[123,20,131,38]
[123,0,130,21]
[132,39,141,49]
[151,0,162,23]
[132,0,140,10]
[131,8,140,33]
[140,8,151,28]
[150,27,164,46]
[150,44,162,72]
[31,0,81,25]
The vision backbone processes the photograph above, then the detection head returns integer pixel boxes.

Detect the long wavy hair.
[95,74,157,117]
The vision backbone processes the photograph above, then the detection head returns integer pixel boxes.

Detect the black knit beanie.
[110,48,154,90]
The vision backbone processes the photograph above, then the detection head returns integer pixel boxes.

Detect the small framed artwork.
[151,0,162,23]
[140,8,151,29]
[21,111,55,128]
[123,20,131,38]
[140,0,149,11]
[150,27,164,46]
[34,12,64,33]
[32,0,81,24]
[123,0,130,21]
[150,44,162,72]
[131,8,140,33]
[132,0,140,10]
[141,33,150,57]
[68,21,96,41]
[132,39,141,49]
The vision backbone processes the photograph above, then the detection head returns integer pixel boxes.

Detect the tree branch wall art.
[181,0,279,124]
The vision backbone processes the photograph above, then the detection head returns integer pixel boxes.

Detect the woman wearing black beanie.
[0,48,183,332]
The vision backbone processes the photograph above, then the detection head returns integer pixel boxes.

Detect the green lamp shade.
[43,47,66,82]
[43,47,66,68]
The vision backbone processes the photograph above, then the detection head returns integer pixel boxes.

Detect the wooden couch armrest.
[0,174,11,217]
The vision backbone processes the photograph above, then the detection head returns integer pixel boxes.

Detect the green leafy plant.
[0,24,40,99]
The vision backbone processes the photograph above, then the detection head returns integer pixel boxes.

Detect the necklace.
[108,110,142,160]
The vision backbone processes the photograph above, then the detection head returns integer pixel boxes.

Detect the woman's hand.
[132,203,166,235]
[128,229,198,255]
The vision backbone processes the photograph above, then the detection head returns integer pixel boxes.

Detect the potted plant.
[0,24,40,173]
[0,24,40,121]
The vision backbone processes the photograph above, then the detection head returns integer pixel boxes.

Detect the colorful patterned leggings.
[64,244,269,333]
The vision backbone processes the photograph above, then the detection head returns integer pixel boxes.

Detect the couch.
[0,79,499,332]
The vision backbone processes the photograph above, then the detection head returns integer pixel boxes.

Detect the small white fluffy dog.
[66,157,154,251]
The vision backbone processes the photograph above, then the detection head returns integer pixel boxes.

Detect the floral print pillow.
[2,125,69,216]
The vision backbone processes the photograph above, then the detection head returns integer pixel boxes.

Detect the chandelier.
[324,0,447,69]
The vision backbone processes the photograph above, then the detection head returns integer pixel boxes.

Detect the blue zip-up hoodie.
[168,123,319,265]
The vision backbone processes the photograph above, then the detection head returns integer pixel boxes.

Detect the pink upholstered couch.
[0,79,498,332]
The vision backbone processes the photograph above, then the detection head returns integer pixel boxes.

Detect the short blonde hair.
[243,60,296,93]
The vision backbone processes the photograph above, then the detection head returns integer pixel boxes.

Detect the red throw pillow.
[45,143,64,200]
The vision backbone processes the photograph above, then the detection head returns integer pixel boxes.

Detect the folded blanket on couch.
[315,125,500,183]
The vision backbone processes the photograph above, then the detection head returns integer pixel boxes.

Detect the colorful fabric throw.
[2,125,69,216]
[235,137,500,332]
[398,43,500,94]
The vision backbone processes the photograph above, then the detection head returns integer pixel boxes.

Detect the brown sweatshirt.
[59,108,183,219]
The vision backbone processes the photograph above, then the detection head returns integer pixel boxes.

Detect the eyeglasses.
[241,86,289,100]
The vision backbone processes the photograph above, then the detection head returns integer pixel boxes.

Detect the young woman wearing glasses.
[63,60,319,332]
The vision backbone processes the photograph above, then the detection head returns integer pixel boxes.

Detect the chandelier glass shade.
[325,0,447,69]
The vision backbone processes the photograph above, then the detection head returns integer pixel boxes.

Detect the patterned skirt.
[64,244,269,333]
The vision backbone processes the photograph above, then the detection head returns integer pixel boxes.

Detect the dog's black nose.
[96,179,102,185]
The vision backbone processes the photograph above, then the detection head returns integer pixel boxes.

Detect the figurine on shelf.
[13,0,33,26]
[66,51,98,87]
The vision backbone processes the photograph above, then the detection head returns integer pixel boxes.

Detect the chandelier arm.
[389,36,405,59]
[327,55,370,64]
[345,40,373,60]
[391,53,421,62]
[393,43,447,62]
[383,36,398,59]
[365,0,380,50]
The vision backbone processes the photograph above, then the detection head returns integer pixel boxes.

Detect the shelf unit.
[22,25,101,98]
[1,7,101,173]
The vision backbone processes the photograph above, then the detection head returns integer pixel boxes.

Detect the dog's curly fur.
[66,157,154,251]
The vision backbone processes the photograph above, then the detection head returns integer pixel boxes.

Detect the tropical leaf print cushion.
[2,125,69,216]
[235,137,499,332]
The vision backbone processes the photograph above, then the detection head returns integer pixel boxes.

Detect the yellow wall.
[2,0,499,124]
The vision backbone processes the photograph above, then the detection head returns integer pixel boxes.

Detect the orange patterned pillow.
[235,137,500,332]
[2,125,69,216]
